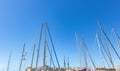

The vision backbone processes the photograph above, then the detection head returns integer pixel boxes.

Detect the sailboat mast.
[98,21,120,61]
[81,39,87,69]
[87,52,96,68]
[7,51,12,71]
[96,34,110,67]
[98,22,115,68]
[46,24,61,70]
[96,34,104,67]
[47,43,55,68]
[50,47,52,68]
[36,24,43,68]
[75,32,81,67]
[112,27,120,48]
[82,39,96,68]
[30,44,36,71]
[67,57,69,71]
[103,37,114,67]
[19,43,25,71]
[43,23,47,71]
[64,56,66,70]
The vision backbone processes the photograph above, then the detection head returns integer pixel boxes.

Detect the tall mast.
[64,56,66,70]
[112,27,120,48]
[19,43,25,71]
[96,34,110,67]
[98,21,115,67]
[36,24,43,68]
[87,52,96,68]
[47,43,55,68]
[81,39,87,69]
[67,57,69,71]
[98,21,120,60]
[103,36,114,67]
[30,44,36,71]
[50,47,52,68]
[43,23,47,71]
[81,39,96,68]
[75,32,81,67]
[96,34,104,68]
[46,24,60,70]
[7,51,12,71]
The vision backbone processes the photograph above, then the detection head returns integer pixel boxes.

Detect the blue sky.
[0,0,120,70]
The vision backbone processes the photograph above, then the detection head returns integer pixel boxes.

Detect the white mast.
[64,56,66,70]
[81,39,87,69]
[36,24,43,68]
[98,21,114,68]
[30,44,36,71]
[43,23,47,71]
[75,32,81,67]
[19,43,26,71]
[7,51,12,71]
[96,34,104,68]
[112,27,120,48]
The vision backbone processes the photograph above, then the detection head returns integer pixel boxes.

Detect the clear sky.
[0,0,120,70]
